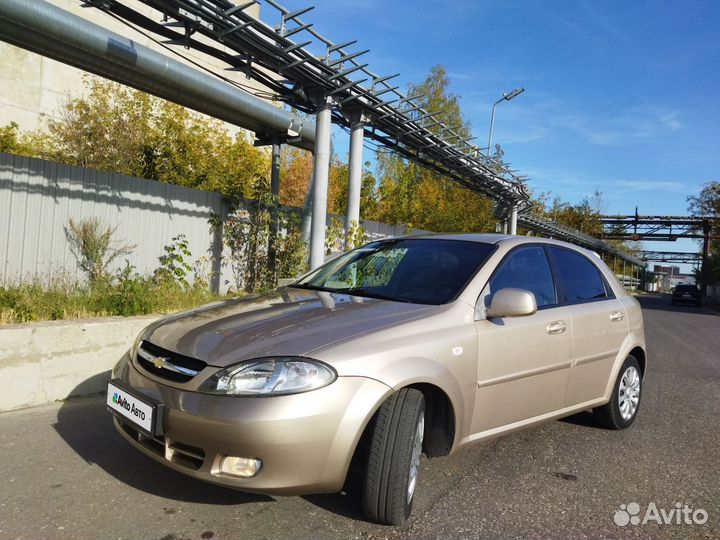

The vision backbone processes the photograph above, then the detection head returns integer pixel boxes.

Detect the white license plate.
[683,294,691,297]
[107,381,160,435]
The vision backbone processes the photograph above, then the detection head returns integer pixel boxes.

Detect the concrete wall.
[0,0,265,134]
[0,314,159,411]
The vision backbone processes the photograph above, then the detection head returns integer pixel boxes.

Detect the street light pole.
[487,87,524,157]
[488,87,524,235]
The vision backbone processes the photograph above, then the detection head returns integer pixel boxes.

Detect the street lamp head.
[503,87,525,101]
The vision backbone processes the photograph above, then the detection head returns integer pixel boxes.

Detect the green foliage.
[0,266,222,324]
[274,212,308,280]
[687,181,720,217]
[65,217,136,284]
[346,220,369,250]
[325,218,345,255]
[702,254,720,285]
[369,66,496,233]
[5,77,269,201]
[0,122,20,153]
[331,161,378,219]
[221,175,308,293]
[688,181,720,284]
[156,234,193,288]
[0,121,42,156]
[99,261,157,317]
[324,218,368,255]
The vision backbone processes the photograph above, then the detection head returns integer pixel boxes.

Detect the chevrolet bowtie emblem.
[152,356,167,369]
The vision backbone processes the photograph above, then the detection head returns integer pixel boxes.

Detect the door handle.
[546,321,567,335]
[609,311,624,322]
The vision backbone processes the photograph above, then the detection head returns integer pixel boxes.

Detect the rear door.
[547,246,629,406]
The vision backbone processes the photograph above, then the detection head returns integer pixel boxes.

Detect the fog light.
[219,456,262,478]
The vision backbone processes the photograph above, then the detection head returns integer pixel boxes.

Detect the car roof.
[405,233,514,244]
[395,233,598,255]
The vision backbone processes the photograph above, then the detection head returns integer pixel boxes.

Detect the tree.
[0,121,45,156]
[332,160,378,219]
[279,146,313,207]
[0,122,21,154]
[5,77,270,202]
[688,181,720,285]
[688,181,720,217]
[372,65,496,233]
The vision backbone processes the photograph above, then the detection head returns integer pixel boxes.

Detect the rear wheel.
[593,355,642,429]
[362,388,425,525]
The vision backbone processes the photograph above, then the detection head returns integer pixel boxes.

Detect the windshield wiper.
[288,283,332,292]
[332,287,413,303]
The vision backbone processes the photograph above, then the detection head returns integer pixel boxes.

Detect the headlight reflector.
[198,357,336,396]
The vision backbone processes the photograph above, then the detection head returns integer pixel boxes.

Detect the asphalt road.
[1,293,718,539]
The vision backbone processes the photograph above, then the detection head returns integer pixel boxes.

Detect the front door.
[472,246,573,434]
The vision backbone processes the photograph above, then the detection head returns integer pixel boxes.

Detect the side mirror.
[486,288,537,319]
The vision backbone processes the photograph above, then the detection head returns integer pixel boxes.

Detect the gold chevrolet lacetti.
[108,234,646,524]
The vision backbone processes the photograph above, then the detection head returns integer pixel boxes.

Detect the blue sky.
[271,0,719,267]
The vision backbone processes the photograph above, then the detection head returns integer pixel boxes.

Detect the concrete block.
[0,315,160,411]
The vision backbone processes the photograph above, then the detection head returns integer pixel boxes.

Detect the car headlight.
[198,357,337,396]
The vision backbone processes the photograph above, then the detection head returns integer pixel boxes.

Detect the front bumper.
[672,296,701,304]
[111,354,392,495]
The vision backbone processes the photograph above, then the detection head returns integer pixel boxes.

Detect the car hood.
[142,287,439,367]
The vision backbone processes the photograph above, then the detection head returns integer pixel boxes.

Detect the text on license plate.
[107,381,154,433]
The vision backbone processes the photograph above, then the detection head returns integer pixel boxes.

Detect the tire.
[593,355,642,429]
[362,388,425,525]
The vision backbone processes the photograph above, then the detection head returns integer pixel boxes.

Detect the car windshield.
[676,285,698,292]
[292,238,495,305]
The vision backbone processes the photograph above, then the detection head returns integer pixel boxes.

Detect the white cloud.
[612,180,685,193]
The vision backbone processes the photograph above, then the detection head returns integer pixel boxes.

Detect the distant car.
[671,284,702,306]
[107,234,647,525]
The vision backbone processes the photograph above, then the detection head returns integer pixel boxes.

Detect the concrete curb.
[0,315,160,411]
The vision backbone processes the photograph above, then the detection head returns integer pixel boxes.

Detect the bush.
[65,217,135,284]
[0,267,223,324]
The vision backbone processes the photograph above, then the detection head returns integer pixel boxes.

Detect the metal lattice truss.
[84,0,531,213]
[519,213,644,266]
[640,251,702,264]
[600,215,715,241]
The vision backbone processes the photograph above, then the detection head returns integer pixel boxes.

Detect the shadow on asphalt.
[558,410,600,428]
[636,293,716,315]
[53,373,271,505]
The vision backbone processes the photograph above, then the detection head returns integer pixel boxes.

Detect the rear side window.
[489,246,557,307]
[549,247,608,303]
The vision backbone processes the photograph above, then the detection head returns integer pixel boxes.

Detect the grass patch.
[0,273,225,324]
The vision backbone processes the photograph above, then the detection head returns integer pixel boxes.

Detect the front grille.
[120,421,205,471]
[136,341,207,382]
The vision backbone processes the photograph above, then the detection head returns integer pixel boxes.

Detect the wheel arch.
[629,346,647,378]
[405,382,456,457]
[344,379,458,492]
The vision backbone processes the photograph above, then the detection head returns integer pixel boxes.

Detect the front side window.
[549,247,608,302]
[293,239,495,305]
[486,246,557,308]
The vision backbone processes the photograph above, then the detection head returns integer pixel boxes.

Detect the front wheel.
[593,355,642,429]
[362,388,425,525]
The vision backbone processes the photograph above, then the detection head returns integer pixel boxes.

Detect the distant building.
[0,0,268,134]
[652,264,695,290]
